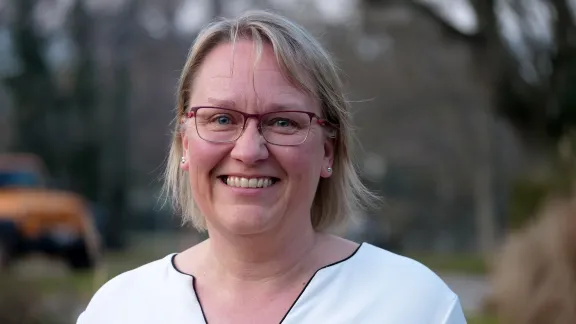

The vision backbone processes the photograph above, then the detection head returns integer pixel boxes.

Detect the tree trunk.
[67,0,101,202]
[99,0,137,249]
[4,0,63,175]
[473,108,498,253]
[401,0,502,253]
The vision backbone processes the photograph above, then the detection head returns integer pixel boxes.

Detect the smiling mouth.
[219,176,279,188]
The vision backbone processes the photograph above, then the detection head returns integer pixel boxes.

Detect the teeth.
[225,176,275,188]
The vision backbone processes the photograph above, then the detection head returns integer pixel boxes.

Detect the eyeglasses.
[185,107,336,146]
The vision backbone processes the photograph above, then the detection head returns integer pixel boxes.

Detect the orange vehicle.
[0,153,101,270]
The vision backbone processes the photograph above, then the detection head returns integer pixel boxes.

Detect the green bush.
[508,147,576,230]
[508,178,549,229]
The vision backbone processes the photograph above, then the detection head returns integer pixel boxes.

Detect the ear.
[180,120,190,171]
[320,137,335,178]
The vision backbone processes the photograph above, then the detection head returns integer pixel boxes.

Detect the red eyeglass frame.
[184,106,337,142]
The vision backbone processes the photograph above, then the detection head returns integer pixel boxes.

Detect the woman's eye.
[270,118,296,128]
[275,119,290,127]
[214,115,232,124]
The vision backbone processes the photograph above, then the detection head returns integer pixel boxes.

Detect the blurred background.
[1,0,576,323]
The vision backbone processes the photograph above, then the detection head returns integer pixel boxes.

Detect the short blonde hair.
[163,10,378,232]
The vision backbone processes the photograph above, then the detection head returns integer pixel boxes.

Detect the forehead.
[190,40,317,112]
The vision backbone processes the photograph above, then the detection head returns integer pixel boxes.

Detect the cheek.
[274,141,324,177]
[186,136,227,180]
[185,137,230,215]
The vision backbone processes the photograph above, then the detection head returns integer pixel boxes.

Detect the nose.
[230,119,269,165]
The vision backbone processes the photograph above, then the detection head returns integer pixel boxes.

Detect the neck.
[205,220,318,284]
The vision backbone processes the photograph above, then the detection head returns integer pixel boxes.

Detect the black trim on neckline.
[192,276,209,323]
[170,254,191,277]
[169,242,365,324]
[170,255,209,323]
[278,242,364,323]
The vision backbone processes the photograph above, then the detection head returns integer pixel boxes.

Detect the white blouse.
[77,243,467,323]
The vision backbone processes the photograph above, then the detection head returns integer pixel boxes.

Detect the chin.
[213,206,281,235]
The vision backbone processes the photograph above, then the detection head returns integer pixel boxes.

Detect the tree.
[361,0,576,253]
[3,0,101,200]
[2,0,134,249]
[67,0,101,202]
[3,0,63,175]
[413,0,576,252]
[405,0,576,144]
[98,0,139,249]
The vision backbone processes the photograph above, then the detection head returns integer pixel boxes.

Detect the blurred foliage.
[508,134,576,229]
[508,177,555,230]
[544,62,576,140]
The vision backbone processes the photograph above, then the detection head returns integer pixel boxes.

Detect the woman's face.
[181,40,334,235]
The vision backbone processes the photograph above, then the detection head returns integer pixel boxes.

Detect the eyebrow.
[266,102,306,111]
[207,97,236,108]
[205,97,306,112]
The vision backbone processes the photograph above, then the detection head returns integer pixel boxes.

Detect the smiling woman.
[77,10,467,324]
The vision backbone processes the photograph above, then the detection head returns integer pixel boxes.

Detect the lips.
[219,176,279,188]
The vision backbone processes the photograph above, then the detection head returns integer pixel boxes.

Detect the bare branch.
[549,0,576,61]
[469,0,498,41]
[404,0,484,43]
[544,0,576,137]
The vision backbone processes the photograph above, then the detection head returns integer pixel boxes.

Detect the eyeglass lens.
[194,107,312,145]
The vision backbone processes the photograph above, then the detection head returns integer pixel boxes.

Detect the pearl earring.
[327,167,332,173]
[181,157,186,164]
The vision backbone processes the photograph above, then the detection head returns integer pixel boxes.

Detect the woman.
[78,10,466,324]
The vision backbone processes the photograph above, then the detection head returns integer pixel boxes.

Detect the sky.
[0,0,560,42]
[420,0,477,34]
[173,0,362,33]
[0,0,573,82]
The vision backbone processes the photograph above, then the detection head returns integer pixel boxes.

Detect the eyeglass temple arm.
[316,118,338,138]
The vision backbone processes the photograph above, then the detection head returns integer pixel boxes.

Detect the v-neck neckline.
[170,242,365,324]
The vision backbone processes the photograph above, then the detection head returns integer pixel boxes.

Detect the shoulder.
[92,254,175,297]
[353,243,454,292]
[77,254,178,323]
[348,243,466,322]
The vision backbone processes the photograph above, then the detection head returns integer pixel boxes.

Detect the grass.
[9,241,174,298]
[467,314,499,324]
[406,252,488,275]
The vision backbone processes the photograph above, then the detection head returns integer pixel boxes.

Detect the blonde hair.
[163,10,378,232]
